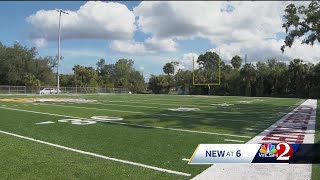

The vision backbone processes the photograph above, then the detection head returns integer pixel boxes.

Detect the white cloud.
[134,1,320,63]
[110,40,146,54]
[145,37,177,52]
[26,1,136,42]
[27,1,319,66]
[283,40,320,64]
[133,1,289,43]
[209,38,320,64]
[110,37,177,54]
[34,38,48,48]
[172,53,199,73]
[63,49,107,58]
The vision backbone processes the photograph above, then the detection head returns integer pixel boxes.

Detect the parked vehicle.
[39,88,61,94]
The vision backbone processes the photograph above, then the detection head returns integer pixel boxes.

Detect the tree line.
[1,42,319,98]
[149,52,320,98]
[59,58,145,93]
[0,42,146,92]
[0,42,56,86]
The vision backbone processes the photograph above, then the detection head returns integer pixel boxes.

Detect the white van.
[39,88,61,94]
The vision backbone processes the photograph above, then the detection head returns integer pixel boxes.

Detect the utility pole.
[245,54,247,64]
[56,9,69,94]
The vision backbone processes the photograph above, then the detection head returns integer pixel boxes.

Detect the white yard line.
[36,121,55,125]
[94,119,251,138]
[224,139,245,143]
[0,106,251,139]
[39,103,261,123]
[106,101,125,103]
[108,98,211,103]
[99,100,287,114]
[0,106,77,118]
[251,125,265,128]
[155,114,255,122]
[94,102,157,109]
[245,128,257,131]
[256,122,271,125]
[182,158,190,162]
[0,130,191,177]
[100,100,216,108]
[39,104,144,114]
[240,131,257,134]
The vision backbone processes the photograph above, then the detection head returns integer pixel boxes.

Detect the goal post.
[192,50,221,95]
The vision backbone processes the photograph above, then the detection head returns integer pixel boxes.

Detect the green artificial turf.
[0,94,304,179]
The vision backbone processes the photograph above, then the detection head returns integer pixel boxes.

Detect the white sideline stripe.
[182,158,190,162]
[224,139,245,143]
[0,130,191,177]
[0,106,251,139]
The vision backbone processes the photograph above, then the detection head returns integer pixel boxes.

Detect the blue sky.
[1,1,319,79]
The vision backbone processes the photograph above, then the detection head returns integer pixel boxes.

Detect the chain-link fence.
[0,85,129,94]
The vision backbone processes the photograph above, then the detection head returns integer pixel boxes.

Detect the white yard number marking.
[58,119,97,125]
[37,116,123,126]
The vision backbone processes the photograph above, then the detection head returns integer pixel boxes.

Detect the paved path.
[193,99,317,180]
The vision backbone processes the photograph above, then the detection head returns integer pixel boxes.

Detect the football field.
[0,94,312,179]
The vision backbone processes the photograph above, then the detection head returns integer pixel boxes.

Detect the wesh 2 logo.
[259,143,293,160]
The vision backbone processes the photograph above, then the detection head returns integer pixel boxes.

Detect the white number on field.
[36,116,123,126]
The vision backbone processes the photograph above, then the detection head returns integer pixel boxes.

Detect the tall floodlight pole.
[56,9,69,94]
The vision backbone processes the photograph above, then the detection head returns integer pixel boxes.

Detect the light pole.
[56,9,69,94]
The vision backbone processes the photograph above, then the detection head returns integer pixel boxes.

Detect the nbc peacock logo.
[258,144,278,157]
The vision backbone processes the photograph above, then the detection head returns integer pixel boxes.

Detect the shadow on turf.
[116,103,298,136]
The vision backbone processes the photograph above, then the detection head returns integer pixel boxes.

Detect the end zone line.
[0,106,251,139]
[0,130,191,177]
